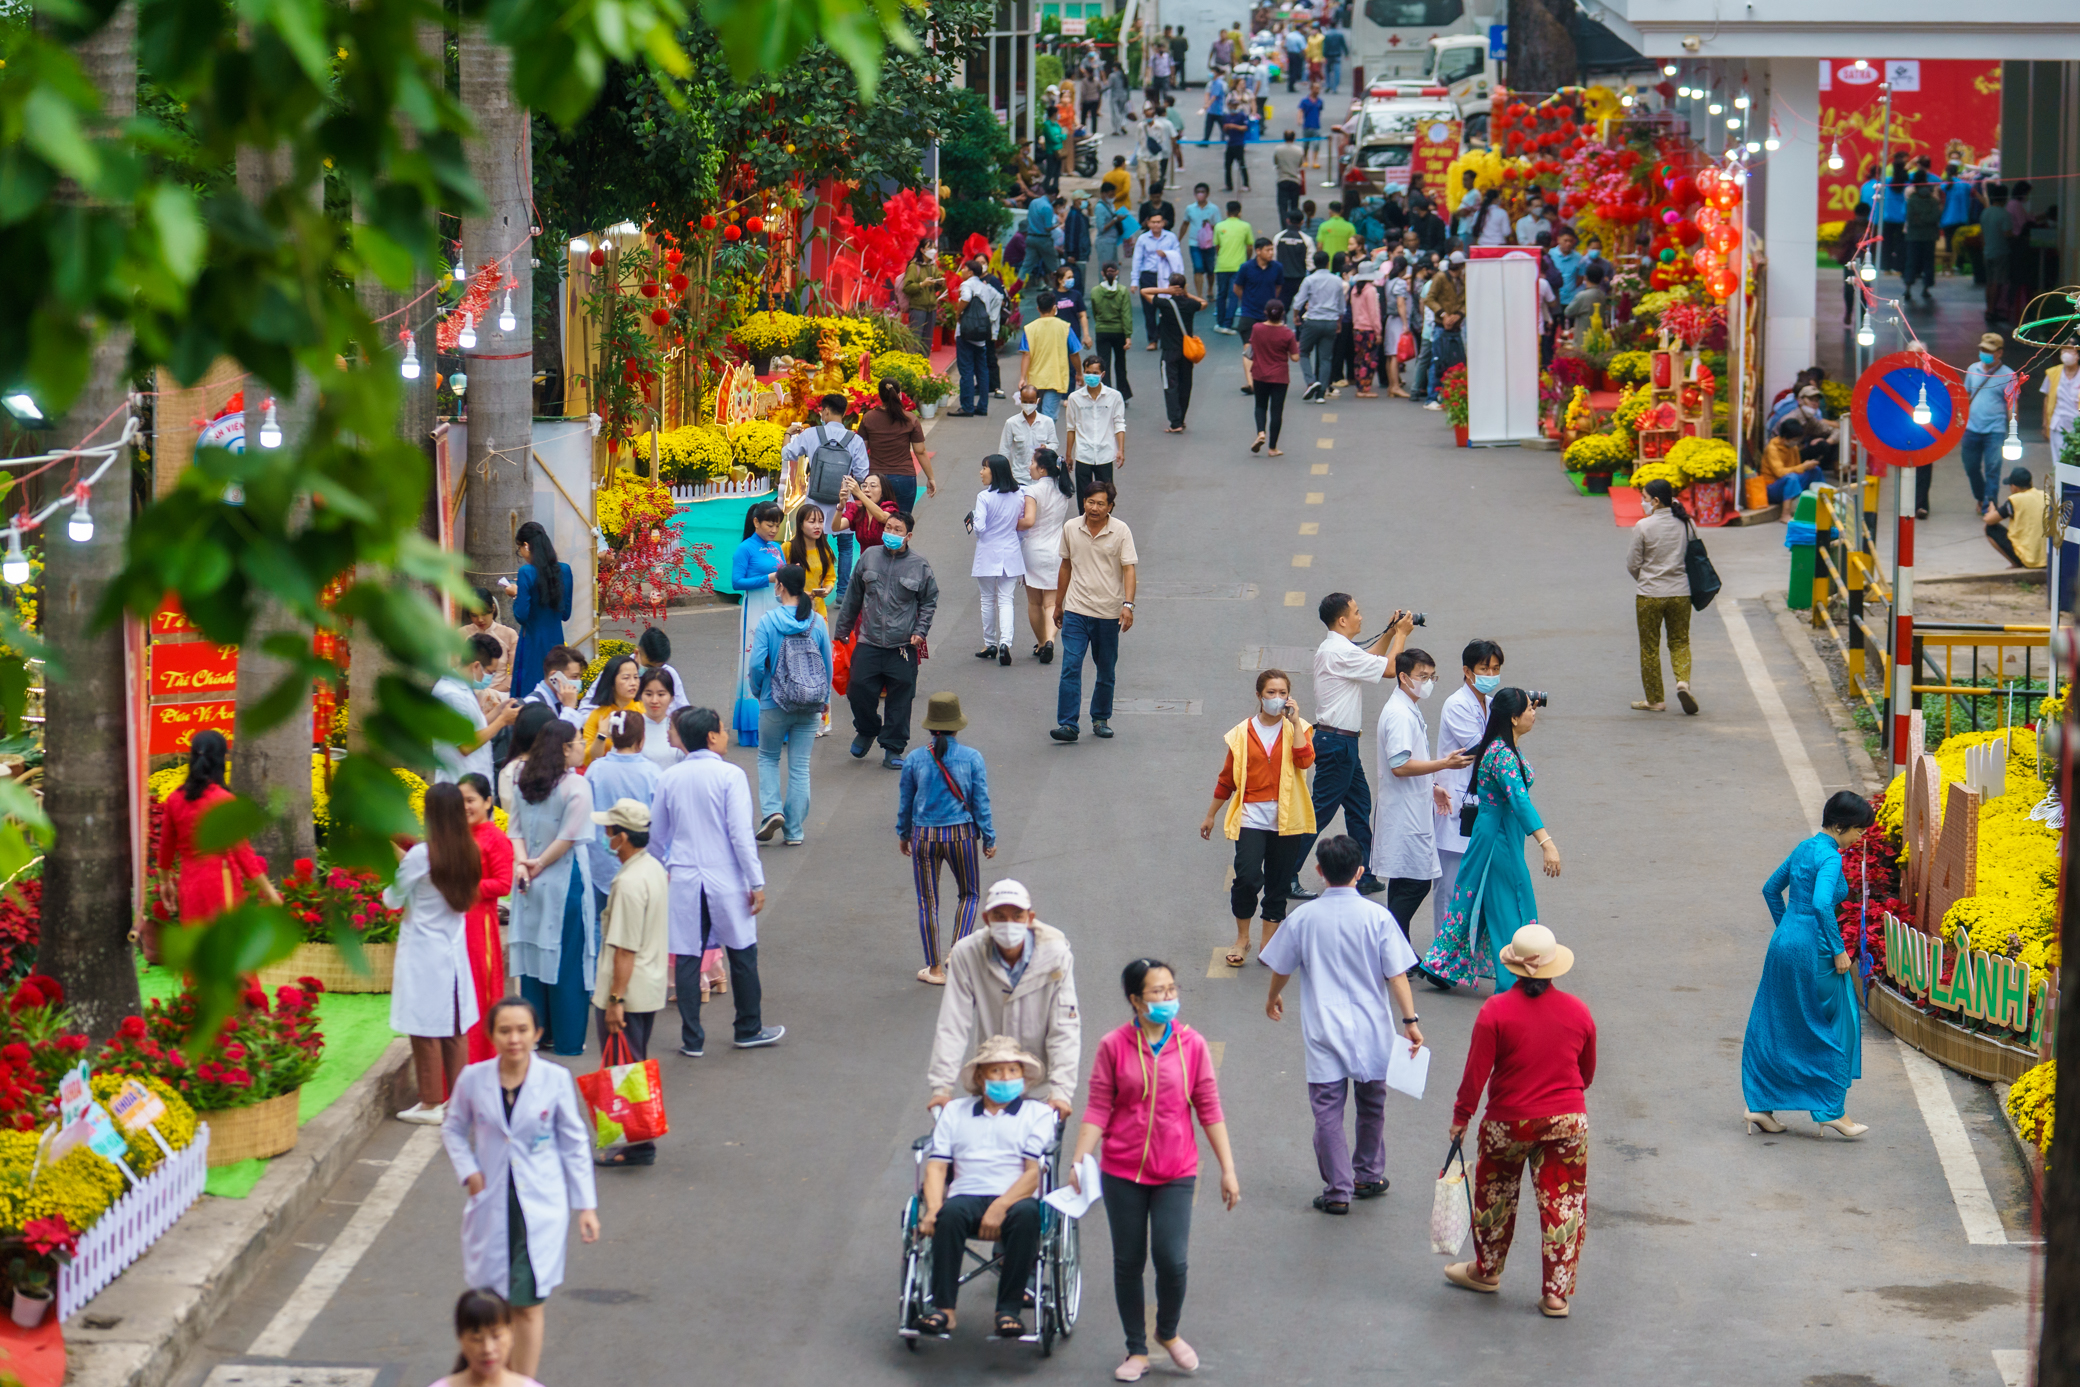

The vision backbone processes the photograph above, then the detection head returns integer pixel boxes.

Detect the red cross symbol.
[1387,33,1401,45]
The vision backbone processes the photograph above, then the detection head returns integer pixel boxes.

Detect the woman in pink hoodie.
[1071,958,1242,1382]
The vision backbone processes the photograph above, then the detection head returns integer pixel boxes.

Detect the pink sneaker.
[1162,1337,1200,1373]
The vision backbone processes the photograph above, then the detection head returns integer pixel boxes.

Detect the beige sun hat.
[960,1035,1043,1094]
[1499,924,1574,980]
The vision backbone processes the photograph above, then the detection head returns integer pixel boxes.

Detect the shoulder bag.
[1162,295,1207,364]
[1684,517,1723,611]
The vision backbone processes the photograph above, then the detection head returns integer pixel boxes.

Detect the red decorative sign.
[150,598,198,638]
[148,701,236,755]
[149,642,238,699]
[1819,59,2000,223]
[1411,118,1463,191]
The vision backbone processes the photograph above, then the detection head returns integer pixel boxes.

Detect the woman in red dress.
[155,730,280,956]
[457,773,514,1062]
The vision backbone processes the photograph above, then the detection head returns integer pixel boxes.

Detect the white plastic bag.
[1429,1138,1471,1256]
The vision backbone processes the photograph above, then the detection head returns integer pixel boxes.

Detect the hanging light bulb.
[1858,255,1877,283]
[1856,311,1875,348]
[1708,101,1723,115]
[1726,115,1741,130]
[1745,139,1762,154]
[568,237,590,255]
[1827,140,1844,171]
[1661,63,1677,76]
[258,397,282,449]
[1851,58,1869,72]
[498,290,516,333]
[1764,131,1781,152]
[452,245,469,282]
[401,331,420,380]
[1912,382,1932,426]
[1620,93,1634,107]
[1,531,26,587]
[67,489,92,543]
[2003,412,2025,462]
[458,312,477,351]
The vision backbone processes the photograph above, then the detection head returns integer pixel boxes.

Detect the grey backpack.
[806,425,852,505]
[769,625,829,711]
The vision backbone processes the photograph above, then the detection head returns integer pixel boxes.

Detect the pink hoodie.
[1083,1021,1225,1185]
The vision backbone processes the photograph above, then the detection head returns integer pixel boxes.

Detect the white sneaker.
[1423,400,1443,411]
[397,1102,445,1125]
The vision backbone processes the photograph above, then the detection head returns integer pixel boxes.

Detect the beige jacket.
[927,922,1082,1106]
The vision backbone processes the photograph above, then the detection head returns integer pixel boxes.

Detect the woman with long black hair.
[1020,448,1076,661]
[578,653,641,766]
[859,377,936,513]
[500,521,572,700]
[972,453,1035,665]
[505,721,597,1055]
[387,782,484,1123]
[153,728,281,959]
[729,500,786,747]
[1420,689,1560,992]
[1628,478,1699,715]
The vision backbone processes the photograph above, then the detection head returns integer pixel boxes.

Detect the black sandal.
[914,1310,951,1336]
[595,1147,656,1167]
[996,1314,1025,1338]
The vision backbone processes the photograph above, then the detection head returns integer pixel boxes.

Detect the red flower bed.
[100,979,326,1111]
[280,858,401,946]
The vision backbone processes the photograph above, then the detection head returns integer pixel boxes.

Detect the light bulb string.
[0,416,135,549]
[1847,276,2060,411]
[369,222,539,330]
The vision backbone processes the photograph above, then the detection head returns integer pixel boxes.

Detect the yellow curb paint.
[1298,522,1319,535]
[1292,554,1313,568]
[1316,438,1334,449]
[1284,591,1306,606]
[1311,463,1329,474]
[1305,492,1324,504]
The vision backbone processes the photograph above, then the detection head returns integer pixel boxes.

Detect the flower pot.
[200,1088,301,1166]
[10,1289,50,1328]
[1583,470,1614,495]
[255,941,396,995]
[748,351,773,375]
[1452,424,1469,447]
[919,401,939,421]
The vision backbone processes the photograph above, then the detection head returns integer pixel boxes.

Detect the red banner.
[148,700,236,755]
[149,642,238,699]
[1818,59,2001,226]
[150,597,198,638]
[1412,118,1463,192]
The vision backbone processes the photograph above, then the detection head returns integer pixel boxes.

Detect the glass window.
[1363,0,1464,30]
[1358,145,1412,168]
[1434,46,1482,86]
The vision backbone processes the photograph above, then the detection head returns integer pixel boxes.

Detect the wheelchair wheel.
[1051,1217,1082,1338]
[899,1211,932,1348]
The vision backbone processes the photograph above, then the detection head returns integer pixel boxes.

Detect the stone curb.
[65,1039,416,1387]
[1990,1080,2047,1187]
[1757,589,1886,795]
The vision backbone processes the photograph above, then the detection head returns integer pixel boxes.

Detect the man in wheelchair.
[915,1036,1057,1339]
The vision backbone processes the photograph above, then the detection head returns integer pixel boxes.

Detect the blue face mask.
[883,533,906,552]
[984,1078,1025,1105]
[469,672,494,690]
[1979,351,1996,366]
[1585,248,1601,260]
[1085,373,1104,388]
[1474,673,1502,695]
[1145,999,1179,1025]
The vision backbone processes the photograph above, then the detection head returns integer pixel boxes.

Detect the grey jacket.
[834,545,938,648]
[927,922,1081,1106]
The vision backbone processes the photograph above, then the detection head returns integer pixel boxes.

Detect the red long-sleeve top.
[1453,985,1598,1125]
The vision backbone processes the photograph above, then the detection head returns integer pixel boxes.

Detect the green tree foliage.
[939,86,1016,250]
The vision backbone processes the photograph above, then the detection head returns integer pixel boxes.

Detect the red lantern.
[1705,223,1739,255]
[1712,181,1743,211]
[641,281,659,297]
[1695,167,1719,198]
[747,216,765,233]
[587,247,605,267]
[1708,269,1739,299]
[1673,218,1701,246]
[1693,247,1720,275]
[700,215,718,230]
[650,307,671,326]
[1667,175,1697,208]
[670,272,689,293]
[724,224,742,241]
[1695,205,1722,233]
[665,248,684,265]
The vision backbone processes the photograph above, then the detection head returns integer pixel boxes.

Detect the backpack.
[959,290,994,344]
[805,424,852,505]
[1275,230,1308,279]
[769,623,829,711]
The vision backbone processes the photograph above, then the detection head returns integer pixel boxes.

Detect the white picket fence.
[57,1122,211,1321]
[667,478,775,503]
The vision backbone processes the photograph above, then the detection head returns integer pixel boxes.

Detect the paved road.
[173,124,2039,1387]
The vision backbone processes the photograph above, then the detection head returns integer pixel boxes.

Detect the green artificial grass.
[137,964,401,1198]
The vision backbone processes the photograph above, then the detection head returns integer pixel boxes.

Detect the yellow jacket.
[1219,716,1317,840]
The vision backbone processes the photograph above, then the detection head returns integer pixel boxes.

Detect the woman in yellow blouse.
[580,654,642,765]
[786,507,840,735]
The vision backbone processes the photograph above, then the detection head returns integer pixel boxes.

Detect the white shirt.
[1312,631,1389,733]
[959,277,1004,334]
[640,714,684,769]
[780,423,871,525]
[648,748,766,953]
[381,843,479,1038]
[971,487,1029,579]
[1514,213,1551,245]
[1131,229,1185,283]
[1372,688,1438,882]
[1062,385,1127,467]
[999,410,1059,484]
[928,1095,1056,1199]
[1242,717,1284,831]
[1432,683,1487,855]
[1257,886,1418,1083]
[1019,477,1075,585]
[430,675,492,783]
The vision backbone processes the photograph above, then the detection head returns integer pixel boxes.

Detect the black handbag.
[1684,519,1722,612]
[1458,800,1479,837]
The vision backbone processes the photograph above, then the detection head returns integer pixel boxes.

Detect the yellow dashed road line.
[1298,522,1319,535]
[1285,591,1306,606]
[1311,463,1329,475]
[1292,554,1312,567]
[1305,492,1324,504]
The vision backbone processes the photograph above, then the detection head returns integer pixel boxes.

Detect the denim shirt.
[897,738,995,846]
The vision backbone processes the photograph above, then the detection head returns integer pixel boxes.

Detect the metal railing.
[1910,624,2053,741]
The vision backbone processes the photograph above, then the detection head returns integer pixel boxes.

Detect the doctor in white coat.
[442,996,599,1380]
[385,783,484,1126]
[649,707,784,1055]
[1432,640,1503,951]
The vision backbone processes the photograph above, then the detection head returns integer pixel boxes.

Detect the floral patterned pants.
[1635,594,1692,705]
[1352,329,1380,392]
[1471,1113,1588,1300]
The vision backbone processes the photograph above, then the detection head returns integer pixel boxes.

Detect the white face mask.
[2065,351,2079,368]
[989,918,1028,951]
[1409,677,1435,701]
[1260,695,1286,717]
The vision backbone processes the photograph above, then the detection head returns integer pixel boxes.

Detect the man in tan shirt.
[590,798,672,1164]
[1050,480,1138,743]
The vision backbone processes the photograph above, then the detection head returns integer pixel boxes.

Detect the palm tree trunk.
[1506,0,1577,99]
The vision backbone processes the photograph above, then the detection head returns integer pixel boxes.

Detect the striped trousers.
[912,823,982,967]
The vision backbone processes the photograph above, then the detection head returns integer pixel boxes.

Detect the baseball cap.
[983,879,1033,913]
[589,798,651,832]
[1448,250,1466,265]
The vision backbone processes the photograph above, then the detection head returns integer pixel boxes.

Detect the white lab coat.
[648,749,766,953]
[382,844,480,1039]
[1432,684,1487,856]
[441,1055,598,1301]
[1371,689,1439,883]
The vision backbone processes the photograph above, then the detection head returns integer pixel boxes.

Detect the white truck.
[1350,2,1491,84]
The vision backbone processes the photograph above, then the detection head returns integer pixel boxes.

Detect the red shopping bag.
[831,626,859,695]
[575,1032,669,1150]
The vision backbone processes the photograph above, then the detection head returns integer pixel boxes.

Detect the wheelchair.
[897,1125,1082,1354]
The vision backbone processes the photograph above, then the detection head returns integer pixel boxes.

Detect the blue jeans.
[1288,728,1378,889]
[1766,471,1808,504]
[1056,610,1120,727]
[1038,388,1065,420]
[1216,271,1238,329]
[756,705,818,839]
[883,472,918,514]
[1960,428,2002,509]
[956,339,991,415]
[833,531,858,608]
[1325,58,1342,93]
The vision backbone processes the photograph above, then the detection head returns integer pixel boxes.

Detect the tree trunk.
[232,146,317,871]
[459,28,536,597]
[41,5,143,1038]
[1506,0,1577,99]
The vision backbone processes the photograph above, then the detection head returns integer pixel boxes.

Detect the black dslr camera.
[1525,690,1551,708]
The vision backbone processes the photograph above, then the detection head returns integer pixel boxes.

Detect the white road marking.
[1895,1039,2008,1246]
[1719,599,1824,833]
[248,1126,445,1358]
[1992,1349,2030,1386]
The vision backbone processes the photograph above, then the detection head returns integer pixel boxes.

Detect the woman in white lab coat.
[442,997,600,1379]
[387,782,483,1125]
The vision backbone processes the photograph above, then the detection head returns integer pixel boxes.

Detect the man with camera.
[1288,594,1413,901]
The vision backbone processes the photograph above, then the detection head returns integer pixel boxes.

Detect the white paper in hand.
[1386,1043,1431,1100]
[1042,1154,1104,1219]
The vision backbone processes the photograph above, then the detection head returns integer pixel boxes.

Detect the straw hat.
[1499,924,1574,979]
[961,1035,1043,1094]
[921,691,968,733]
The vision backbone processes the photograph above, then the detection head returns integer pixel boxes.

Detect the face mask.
[1022,403,1038,418]
[984,1078,1025,1105]
[1260,695,1286,717]
[989,918,1027,951]
[1145,998,1180,1025]
[1085,373,1103,388]
[2064,351,2078,368]
[469,672,493,690]
[882,533,906,552]
[1062,274,1074,287]
[1586,249,1601,260]
[1410,677,1435,700]
[1980,352,1996,366]
[1474,673,1502,695]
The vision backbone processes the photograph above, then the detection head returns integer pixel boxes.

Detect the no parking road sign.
[1852,352,1968,468]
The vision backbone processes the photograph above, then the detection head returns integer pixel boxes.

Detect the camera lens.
[1409,611,1427,626]
[1527,690,1551,708]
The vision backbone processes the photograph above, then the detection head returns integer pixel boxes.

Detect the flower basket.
[199,1089,299,1166]
[1681,479,1732,527]
[255,942,395,995]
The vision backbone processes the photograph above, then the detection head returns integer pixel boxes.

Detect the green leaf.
[159,904,305,1055]
[146,183,207,286]
[194,792,277,852]
[239,0,333,84]
[22,87,100,186]
[0,660,27,740]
